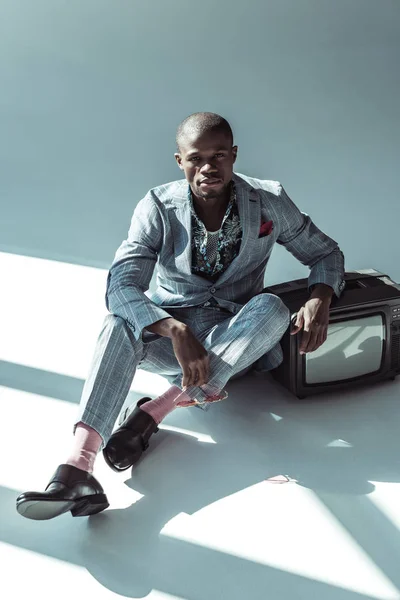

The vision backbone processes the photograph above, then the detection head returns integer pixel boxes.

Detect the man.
[16,112,345,520]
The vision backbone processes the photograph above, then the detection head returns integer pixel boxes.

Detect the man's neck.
[190,182,231,219]
[193,195,229,228]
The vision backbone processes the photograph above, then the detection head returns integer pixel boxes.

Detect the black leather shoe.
[103,397,159,473]
[16,464,109,521]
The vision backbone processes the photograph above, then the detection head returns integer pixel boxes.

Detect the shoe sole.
[16,494,109,520]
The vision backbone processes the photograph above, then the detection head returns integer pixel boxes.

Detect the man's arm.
[106,192,182,342]
[275,184,346,300]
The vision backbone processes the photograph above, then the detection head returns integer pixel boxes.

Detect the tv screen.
[304,313,385,384]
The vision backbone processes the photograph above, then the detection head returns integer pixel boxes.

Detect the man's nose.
[201,162,218,173]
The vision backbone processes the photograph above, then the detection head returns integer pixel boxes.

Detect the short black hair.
[176,112,233,153]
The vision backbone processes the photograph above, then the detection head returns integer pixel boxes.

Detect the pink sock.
[139,385,189,424]
[66,422,103,473]
[139,385,227,424]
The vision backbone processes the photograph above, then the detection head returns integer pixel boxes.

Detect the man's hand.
[171,326,210,390]
[290,297,331,354]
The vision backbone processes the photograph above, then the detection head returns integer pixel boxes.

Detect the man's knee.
[249,293,291,325]
[103,313,136,337]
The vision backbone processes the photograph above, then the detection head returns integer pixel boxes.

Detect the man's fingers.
[182,367,192,389]
[196,362,208,387]
[181,354,210,390]
[183,366,201,389]
[191,368,201,387]
[183,367,209,389]
[300,325,322,353]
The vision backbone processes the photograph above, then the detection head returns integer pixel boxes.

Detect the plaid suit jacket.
[106,172,345,342]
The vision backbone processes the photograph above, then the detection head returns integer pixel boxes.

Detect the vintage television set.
[262,269,400,400]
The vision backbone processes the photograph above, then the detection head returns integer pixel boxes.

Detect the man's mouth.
[199,178,222,187]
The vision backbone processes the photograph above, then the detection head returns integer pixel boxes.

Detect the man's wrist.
[145,317,188,338]
[310,283,334,301]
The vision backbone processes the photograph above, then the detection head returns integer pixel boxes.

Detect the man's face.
[175,130,238,201]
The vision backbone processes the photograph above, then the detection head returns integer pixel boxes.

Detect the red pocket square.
[259,220,274,237]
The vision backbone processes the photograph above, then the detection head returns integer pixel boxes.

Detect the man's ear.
[232,145,238,163]
[174,153,184,170]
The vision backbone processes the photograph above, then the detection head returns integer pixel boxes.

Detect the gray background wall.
[1,0,399,288]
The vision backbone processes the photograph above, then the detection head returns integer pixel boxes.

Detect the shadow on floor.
[1,369,400,598]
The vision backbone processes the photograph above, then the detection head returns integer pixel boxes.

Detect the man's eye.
[189,157,199,161]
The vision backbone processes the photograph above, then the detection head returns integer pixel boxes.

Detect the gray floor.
[1,254,400,600]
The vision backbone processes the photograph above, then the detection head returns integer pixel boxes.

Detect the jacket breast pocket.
[255,232,276,257]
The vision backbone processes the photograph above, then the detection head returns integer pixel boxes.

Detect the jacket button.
[210,287,216,294]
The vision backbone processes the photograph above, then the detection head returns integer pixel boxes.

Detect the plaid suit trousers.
[73,293,290,448]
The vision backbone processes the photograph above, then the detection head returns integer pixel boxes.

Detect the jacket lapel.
[165,181,209,288]
[216,174,261,287]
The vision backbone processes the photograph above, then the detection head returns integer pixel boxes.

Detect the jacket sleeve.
[105,191,172,341]
[275,184,346,299]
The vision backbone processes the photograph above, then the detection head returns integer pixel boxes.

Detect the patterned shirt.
[188,180,242,284]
